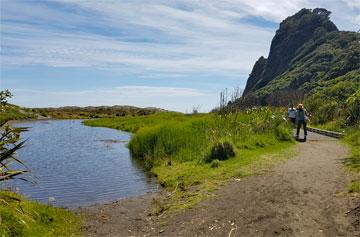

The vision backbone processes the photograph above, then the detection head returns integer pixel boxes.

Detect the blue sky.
[1,0,359,112]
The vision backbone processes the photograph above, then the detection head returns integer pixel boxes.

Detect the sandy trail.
[78,132,359,236]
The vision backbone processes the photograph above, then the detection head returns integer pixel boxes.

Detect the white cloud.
[342,0,360,9]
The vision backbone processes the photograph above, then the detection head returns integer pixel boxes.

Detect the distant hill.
[238,8,359,108]
[0,104,166,122]
[30,105,166,119]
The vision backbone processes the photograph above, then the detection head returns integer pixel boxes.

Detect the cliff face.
[243,8,339,96]
[243,56,267,94]
[241,8,359,107]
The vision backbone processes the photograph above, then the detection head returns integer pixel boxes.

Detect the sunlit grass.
[0,191,82,237]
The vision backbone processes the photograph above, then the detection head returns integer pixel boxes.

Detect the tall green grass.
[0,191,82,237]
[126,108,293,168]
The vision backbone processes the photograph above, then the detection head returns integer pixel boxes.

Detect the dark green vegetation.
[32,105,164,119]
[238,8,359,130]
[85,109,295,212]
[0,122,28,182]
[0,191,82,237]
[0,90,82,236]
[1,90,29,183]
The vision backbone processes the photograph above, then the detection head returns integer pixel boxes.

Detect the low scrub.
[206,141,235,163]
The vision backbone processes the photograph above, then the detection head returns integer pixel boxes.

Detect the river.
[2,119,158,207]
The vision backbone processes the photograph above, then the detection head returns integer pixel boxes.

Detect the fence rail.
[307,127,344,138]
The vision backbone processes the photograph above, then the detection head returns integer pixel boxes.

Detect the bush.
[206,141,235,163]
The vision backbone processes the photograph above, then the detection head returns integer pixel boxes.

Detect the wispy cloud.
[2,1,357,72]
[0,0,274,74]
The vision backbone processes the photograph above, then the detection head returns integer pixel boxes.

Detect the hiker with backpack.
[288,105,296,126]
[295,104,309,140]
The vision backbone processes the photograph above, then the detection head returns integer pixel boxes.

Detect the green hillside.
[238,8,359,128]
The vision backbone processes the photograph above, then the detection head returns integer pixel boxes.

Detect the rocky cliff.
[241,8,359,107]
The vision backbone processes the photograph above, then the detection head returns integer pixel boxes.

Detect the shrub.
[206,141,235,163]
[0,90,28,183]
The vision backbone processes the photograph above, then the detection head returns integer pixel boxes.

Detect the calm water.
[3,120,158,207]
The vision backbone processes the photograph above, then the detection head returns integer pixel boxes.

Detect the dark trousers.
[290,118,296,127]
[296,120,307,136]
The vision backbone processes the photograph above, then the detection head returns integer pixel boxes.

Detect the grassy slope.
[0,191,82,237]
[85,109,295,213]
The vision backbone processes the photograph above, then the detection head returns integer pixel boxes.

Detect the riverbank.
[77,144,295,236]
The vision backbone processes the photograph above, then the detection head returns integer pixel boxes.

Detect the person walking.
[296,104,308,140]
[288,104,296,126]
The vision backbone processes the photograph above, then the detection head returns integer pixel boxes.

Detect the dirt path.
[77,132,359,236]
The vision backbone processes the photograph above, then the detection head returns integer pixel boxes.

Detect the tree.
[0,90,28,182]
[0,89,12,108]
